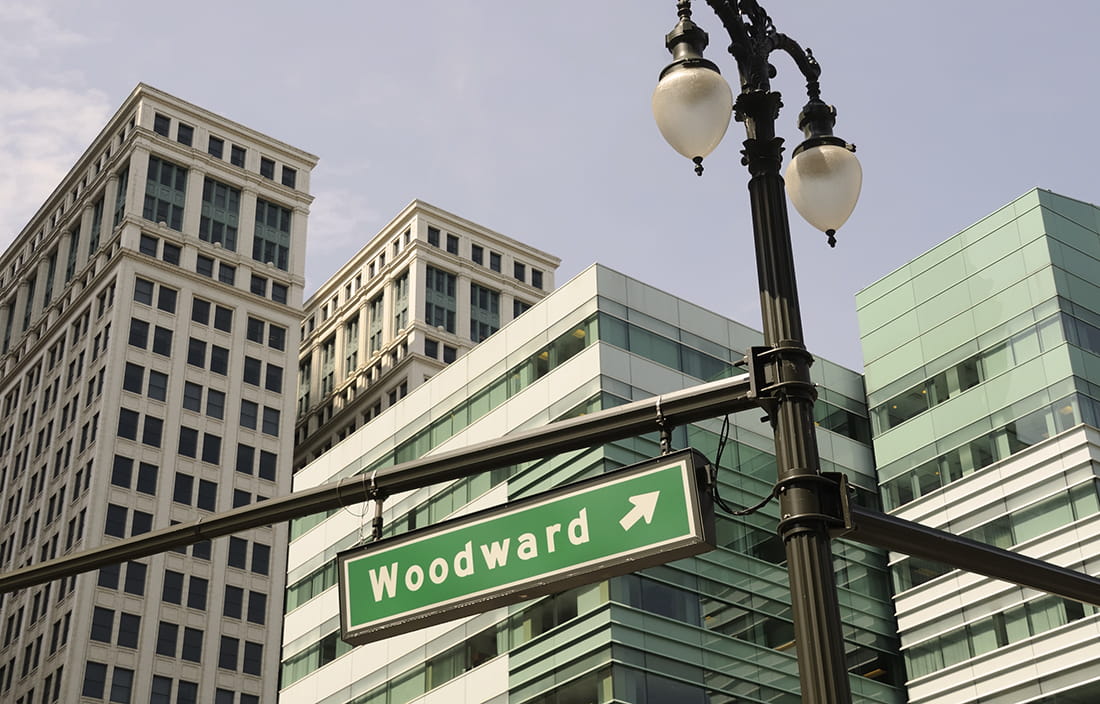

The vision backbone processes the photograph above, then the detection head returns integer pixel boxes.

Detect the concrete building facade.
[295,201,559,470]
[858,189,1100,703]
[281,265,904,704]
[0,84,315,703]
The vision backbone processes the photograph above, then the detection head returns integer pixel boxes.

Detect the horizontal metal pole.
[0,374,756,594]
[849,505,1100,606]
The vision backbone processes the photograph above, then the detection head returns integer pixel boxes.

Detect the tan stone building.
[0,84,315,703]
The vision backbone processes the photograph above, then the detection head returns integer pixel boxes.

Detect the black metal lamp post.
[652,1,862,702]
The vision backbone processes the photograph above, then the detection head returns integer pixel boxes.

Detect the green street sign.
[337,448,715,644]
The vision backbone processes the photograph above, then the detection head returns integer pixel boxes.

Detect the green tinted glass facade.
[858,189,1100,703]
[283,266,903,704]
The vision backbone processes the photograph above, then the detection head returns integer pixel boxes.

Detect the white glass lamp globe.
[652,64,734,164]
[784,143,862,238]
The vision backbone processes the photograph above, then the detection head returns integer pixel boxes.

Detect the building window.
[514,261,526,282]
[134,277,154,306]
[113,166,129,227]
[200,178,240,250]
[443,345,457,363]
[230,145,246,168]
[176,123,193,147]
[393,270,409,333]
[139,234,158,257]
[82,661,108,698]
[219,262,236,285]
[446,233,459,254]
[471,244,483,265]
[532,269,543,289]
[262,407,280,436]
[197,255,215,278]
[163,241,181,264]
[282,166,297,188]
[424,338,438,359]
[470,283,500,342]
[489,251,501,272]
[427,226,440,247]
[344,320,359,372]
[425,266,456,334]
[208,136,224,159]
[240,401,258,430]
[253,199,291,270]
[143,156,187,231]
[259,157,275,179]
[320,337,335,395]
[153,113,170,137]
[368,295,384,354]
[244,357,262,387]
[514,299,531,318]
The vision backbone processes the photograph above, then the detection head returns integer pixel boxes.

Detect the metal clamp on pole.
[656,395,674,455]
[774,472,852,539]
[740,345,778,421]
[367,469,388,542]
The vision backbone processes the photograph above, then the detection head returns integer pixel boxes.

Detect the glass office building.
[281,264,904,703]
[858,189,1100,703]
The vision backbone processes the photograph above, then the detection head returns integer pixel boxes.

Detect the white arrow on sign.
[619,491,660,531]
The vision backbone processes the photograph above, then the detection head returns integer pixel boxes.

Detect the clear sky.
[3,1,1098,371]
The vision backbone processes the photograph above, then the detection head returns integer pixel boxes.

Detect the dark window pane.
[236,444,255,475]
[197,479,217,511]
[90,606,113,642]
[117,613,140,648]
[187,576,208,610]
[242,641,263,675]
[181,627,203,662]
[105,504,127,537]
[111,455,133,488]
[82,661,108,698]
[251,543,270,575]
[223,585,243,619]
[136,463,158,495]
[258,451,277,481]
[128,318,149,348]
[163,570,184,604]
[173,473,193,505]
[219,635,239,670]
[210,345,229,375]
[132,510,153,535]
[214,306,232,332]
[155,622,178,656]
[227,537,247,569]
[124,561,146,595]
[246,591,266,625]
[152,326,173,355]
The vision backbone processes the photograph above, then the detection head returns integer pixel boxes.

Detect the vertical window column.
[76,202,96,274]
[199,177,241,250]
[455,272,472,340]
[62,227,78,284]
[143,154,188,231]
[252,199,292,271]
[120,150,150,225]
[14,278,31,338]
[182,168,206,235]
[470,283,500,342]
[32,255,52,321]
[0,302,9,355]
[392,270,409,335]
[423,265,457,335]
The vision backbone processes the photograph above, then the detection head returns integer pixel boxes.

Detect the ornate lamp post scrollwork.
[652,2,862,701]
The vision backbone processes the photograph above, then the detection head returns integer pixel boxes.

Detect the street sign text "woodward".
[337,449,715,644]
